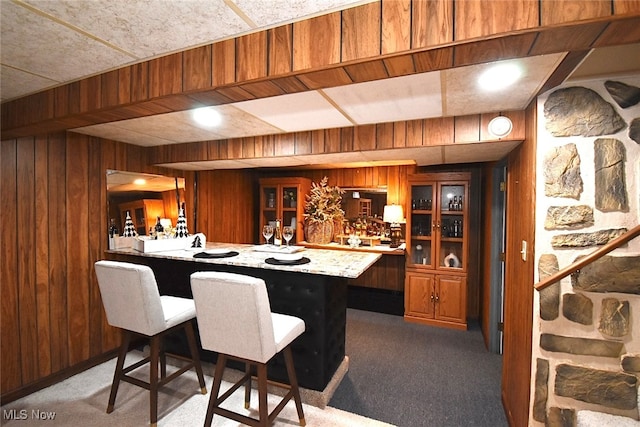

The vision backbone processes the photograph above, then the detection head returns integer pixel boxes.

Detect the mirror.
[340,187,387,220]
[107,170,185,236]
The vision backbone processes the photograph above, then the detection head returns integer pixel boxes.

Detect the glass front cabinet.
[404,172,470,330]
[259,177,311,245]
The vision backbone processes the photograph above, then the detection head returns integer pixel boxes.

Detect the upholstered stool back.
[95,260,166,336]
[191,271,277,364]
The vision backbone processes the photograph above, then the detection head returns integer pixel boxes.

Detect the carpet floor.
[0,352,391,427]
[329,309,508,427]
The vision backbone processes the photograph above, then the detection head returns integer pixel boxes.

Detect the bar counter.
[106,243,380,391]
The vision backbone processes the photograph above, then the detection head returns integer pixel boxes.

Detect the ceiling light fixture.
[192,107,222,127]
[133,178,146,185]
[478,63,522,91]
[488,116,513,138]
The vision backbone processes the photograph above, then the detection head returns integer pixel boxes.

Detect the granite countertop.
[107,242,381,279]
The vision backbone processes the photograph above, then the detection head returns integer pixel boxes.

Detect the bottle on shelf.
[154,216,164,239]
[274,219,282,246]
[108,218,119,249]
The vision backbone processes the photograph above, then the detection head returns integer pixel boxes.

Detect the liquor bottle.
[274,219,282,246]
[108,218,118,249]
[453,220,460,238]
[154,216,164,239]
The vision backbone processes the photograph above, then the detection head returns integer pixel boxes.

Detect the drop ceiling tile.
[0,65,57,102]
[72,123,176,147]
[233,91,353,132]
[443,141,522,164]
[234,0,373,27]
[22,0,250,58]
[323,71,443,124]
[443,54,565,116]
[1,1,134,82]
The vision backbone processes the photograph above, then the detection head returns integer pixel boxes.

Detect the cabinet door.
[436,275,467,324]
[405,272,435,318]
[436,181,467,273]
[407,182,435,268]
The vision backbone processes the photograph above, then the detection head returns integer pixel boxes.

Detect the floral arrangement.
[303,177,345,223]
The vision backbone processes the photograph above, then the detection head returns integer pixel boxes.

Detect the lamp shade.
[383,204,404,224]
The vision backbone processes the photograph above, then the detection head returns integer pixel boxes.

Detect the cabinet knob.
[435,294,440,303]
[430,293,435,302]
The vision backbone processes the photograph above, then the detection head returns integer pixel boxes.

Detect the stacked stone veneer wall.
[532,75,640,426]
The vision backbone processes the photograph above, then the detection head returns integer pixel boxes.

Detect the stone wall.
[532,75,640,426]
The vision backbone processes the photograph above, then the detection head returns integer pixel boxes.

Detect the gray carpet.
[329,309,508,427]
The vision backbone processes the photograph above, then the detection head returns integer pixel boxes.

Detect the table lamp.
[383,204,404,248]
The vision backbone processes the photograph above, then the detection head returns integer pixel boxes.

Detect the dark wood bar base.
[108,253,347,392]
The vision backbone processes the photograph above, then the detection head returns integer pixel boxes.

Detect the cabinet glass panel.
[439,184,464,270]
[282,186,298,209]
[262,186,277,227]
[409,184,434,268]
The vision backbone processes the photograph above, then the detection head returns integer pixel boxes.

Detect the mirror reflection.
[106,170,185,236]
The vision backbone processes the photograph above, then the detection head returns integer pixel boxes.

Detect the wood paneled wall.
[2,2,638,139]
[0,134,176,401]
[502,101,538,427]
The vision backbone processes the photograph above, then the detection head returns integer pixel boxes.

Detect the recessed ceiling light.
[133,178,146,185]
[478,63,522,91]
[488,116,513,138]
[192,107,222,127]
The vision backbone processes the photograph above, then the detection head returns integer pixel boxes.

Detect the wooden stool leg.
[244,362,252,409]
[205,354,227,427]
[184,321,207,394]
[107,330,131,413]
[283,346,306,426]
[149,335,160,427]
[159,338,166,379]
[257,363,269,427]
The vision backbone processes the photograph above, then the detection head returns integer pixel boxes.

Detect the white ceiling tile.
[72,123,176,147]
[0,65,57,102]
[1,1,135,82]
[234,0,373,27]
[233,91,353,132]
[443,141,522,164]
[443,54,566,116]
[323,71,443,125]
[22,0,250,58]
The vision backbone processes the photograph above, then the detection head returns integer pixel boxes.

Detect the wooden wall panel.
[183,45,212,91]
[150,53,183,98]
[1,139,21,392]
[382,0,411,54]
[212,39,236,86]
[454,0,539,40]
[237,32,268,81]
[80,75,102,112]
[66,134,91,366]
[614,0,640,13]
[17,138,38,384]
[541,0,611,25]
[293,12,341,71]
[101,70,120,108]
[412,0,454,48]
[88,138,104,358]
[341,2,381,61]
[502,101,537,427]
[34,136,52,378]
[131,63,149,103]
[47,133,69,373]
[269,25,293,75]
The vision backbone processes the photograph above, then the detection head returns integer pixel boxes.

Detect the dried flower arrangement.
[303,177,345,224]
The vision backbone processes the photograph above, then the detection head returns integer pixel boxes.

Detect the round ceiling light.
[478,63,522,91]
[192,107,222,127]
[488,116,513,138]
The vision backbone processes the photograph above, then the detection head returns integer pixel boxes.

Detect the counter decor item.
[303,177,345,244]
[122,211,137,237]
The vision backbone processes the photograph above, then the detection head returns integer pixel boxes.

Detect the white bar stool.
[94,260,207,426]
[190,271,306,427]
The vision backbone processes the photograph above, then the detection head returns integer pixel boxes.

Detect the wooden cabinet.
[119,199,165,236]
[404,172,470,330]
[259,177,311,244]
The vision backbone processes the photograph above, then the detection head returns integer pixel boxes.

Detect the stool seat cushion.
[160,296,197,329]
[272,313,305,353]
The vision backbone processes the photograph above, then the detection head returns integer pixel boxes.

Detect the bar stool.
[94,260,207,427]
[190,271,306,427]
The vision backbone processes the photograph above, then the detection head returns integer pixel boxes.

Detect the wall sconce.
[488,115,513,139]
[383,204,404,248]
